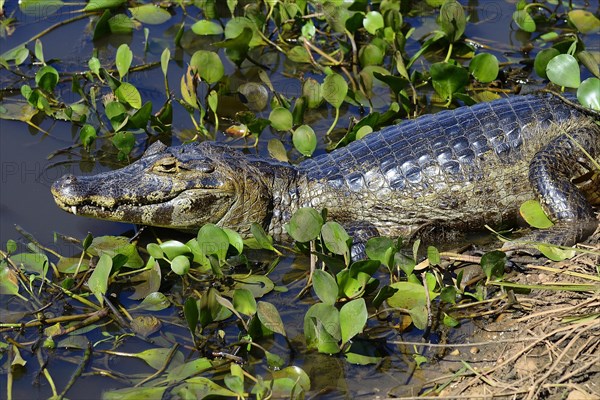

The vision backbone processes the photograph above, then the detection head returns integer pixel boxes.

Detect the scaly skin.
[52,94,600,246]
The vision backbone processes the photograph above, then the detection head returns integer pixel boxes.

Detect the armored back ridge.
[52,94,600,247]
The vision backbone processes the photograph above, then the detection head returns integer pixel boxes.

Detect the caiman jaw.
[51,174,236,230]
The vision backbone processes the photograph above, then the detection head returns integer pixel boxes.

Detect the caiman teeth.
[71,205,77,215]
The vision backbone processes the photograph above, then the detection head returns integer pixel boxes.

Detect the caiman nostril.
[62,174,77,185]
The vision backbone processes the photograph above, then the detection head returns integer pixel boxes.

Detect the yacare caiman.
[52,94,600,250]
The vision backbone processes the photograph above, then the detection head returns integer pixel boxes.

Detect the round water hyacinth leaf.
[269,107,293,131]
[190,50,224,84]
[439,0,466,42]
[577,77,600,111]
[223,228,244,255]
[238,82,268,111]
[546,54,580,88]
[224,17,264,47]
[108,14,134,34]
[115,82,142,109]
[158,240,191,259]
[287,46,311,63]
[469,53,499,83]
[130,4,171,24]
[292,125,317,157]
[430,62,469,100]
[359,43,384,67]
[285,207,323,243]
[35,66,59,92]
[568,10,600,34]
[534,48,560,79]
[197,224,229,261]
[191,20,224,35]
[302,78,323,109]
[321,221,350,255]
[363,11,384,34]
[79,124,96,149]
[171,255,190,276]
[513,10,535,32]
[321,73,347,108]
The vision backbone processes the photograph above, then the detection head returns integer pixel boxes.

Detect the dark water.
[1,1,598,399]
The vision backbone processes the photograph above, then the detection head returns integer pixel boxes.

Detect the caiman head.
[51,141,290,233]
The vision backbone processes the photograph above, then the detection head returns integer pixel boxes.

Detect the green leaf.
[190,50,224,84]
[224,17,264,47]
[546,54,580,88]
[197,224,229,261]
[469,53,499,83]
[233,288,257,316]
[191,19,224,35]
[130,4,171,25]
[304,303,340,353]
[568,10,600,34]
[267,139,289,162]
[313,270,338,305]
[365,237,395,267]
[293,124,317,157]
[108,14,134,34]
[269,107,293,131]
[534,48,560,79]
[184,297,199,333]
[430,62,468,100]
[134,348,184,370]
[480,250,506,281]
[321,222,350,255]
[537,244,576,261]
[387,281,439,310]
[87,254,112,305]
[321,73,347,108]
[135,292,170,311]
[84,0,125,12]
[287,46,311,63]
[513,9,535,32]
[34,39,44,64]
[250,223,278,253]
[302,78,323,109]
[35,66,59,92]
[158,240,191,260]
[166,358,212,382]
[439,0,466,42]
[0,262,20,297]
[160,47,170,78]
[171,255,190,276]
[115,44,132,80]
[577,77,600,110]
[79,124,96,149]
[427,246,441,266]
[257,301,286,336]
[103,387,168,400]
[115,82,142,109]
[111,131,135,157]
[223,228,244,255]
[363,11,384,35]
[11,252,48,275]
[520,200,554,229]
[340,298,367,346]
[285,207,323,243]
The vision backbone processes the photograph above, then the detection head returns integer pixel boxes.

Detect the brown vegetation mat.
[383,229,600,400]
[427,242,599,399]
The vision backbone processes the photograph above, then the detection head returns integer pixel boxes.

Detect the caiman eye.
[153,157,179,173]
